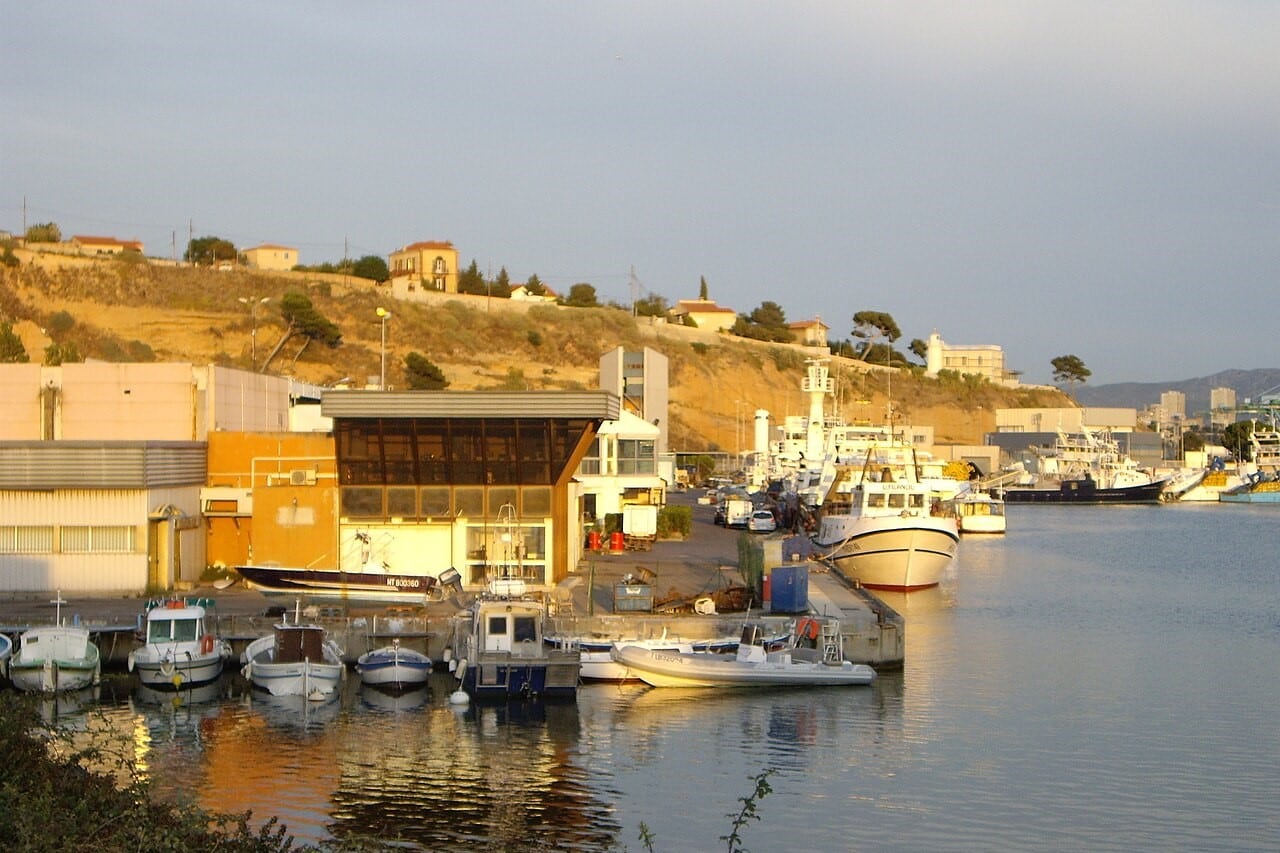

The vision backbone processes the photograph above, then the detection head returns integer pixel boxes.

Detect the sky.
[3,2,1277,386]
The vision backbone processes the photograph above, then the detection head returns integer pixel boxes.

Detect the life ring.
[166,600,184,609]
[200,634,216,655]
[796,617,821,641]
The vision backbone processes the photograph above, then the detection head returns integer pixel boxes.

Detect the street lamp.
[376,307,391,389]
[238,296,270,371]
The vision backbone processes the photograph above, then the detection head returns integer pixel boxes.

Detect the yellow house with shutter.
[389,240,459,294]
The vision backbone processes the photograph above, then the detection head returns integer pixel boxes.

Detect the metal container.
[768,564,809,613]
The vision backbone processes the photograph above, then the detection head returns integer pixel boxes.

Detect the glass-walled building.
[323,390,618,588]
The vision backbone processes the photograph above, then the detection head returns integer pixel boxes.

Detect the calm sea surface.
[51,504,1280,851]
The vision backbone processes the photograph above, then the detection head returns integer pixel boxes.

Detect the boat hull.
[610,645,876,688]
[548,635,741,682]
[1219,487,1280,503]
[1000,479,1165,504]
[355,647,434,689]
[817,516,959,591]
[9,626,101,693]
[235,564,438,602]
[131,653,227,690]
[459,652,581,699]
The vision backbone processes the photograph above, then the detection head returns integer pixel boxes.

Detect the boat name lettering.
[385,577,422,589]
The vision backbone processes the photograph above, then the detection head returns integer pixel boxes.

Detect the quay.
[0,494,906,672]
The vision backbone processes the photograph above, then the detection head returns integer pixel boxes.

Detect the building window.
[60,525,135,553]
[617,439,656,475]
[578,437,602,475]
[0,526,54,554]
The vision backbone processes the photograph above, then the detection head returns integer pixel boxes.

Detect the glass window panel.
[521,486,551,517]
[513,616,537,642]
[341,487,384,518]
[61,526,90,552]
[454,487,484,518]
[488,487,518,518]
[387,487,417,518]
[519,421,549,461]
[421,487,452,517]
[174,618,199,642]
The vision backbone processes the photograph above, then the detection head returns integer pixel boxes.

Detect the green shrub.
[657,505,692,538]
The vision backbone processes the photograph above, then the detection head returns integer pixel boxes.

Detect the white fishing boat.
[128,597,231,690]
[241,607,345,700]
[7,594,102,694]
[811,444,960,591]
[611,618,875,688]
[949,487,1007,534]
[355,639,433,690]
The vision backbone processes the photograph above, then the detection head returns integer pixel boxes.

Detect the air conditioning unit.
[289,469,317,486]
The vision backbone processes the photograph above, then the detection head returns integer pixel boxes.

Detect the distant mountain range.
[1076,369,1280,415]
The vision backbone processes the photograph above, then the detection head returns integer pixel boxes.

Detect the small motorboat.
[355,639,433,690]
[546,629,771,682]
[8,594,101,694]
[0,632,11,680]
[950,488,1007,534]
[241,607,345,700]
[128,597,232,690]
[611,618,876,689]
[10,624,101,693]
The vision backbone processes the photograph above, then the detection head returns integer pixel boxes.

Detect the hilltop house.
[925,330,1018,386]
[510,282,558,302]
[669,298,737,332]
[788,316,830,348]
[242,243,298,271]
[71,235,144,256]
[388,240,459,298]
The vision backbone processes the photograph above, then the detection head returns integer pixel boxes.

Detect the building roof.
[320,390,620,420]
[72,235,143,250]
[673,299,735,314]
[392,241,455,254]
[246,243,296,252]
[788,318,830,330]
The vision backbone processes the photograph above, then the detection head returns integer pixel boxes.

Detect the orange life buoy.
[796,617,821,641]
[200,634,216,655]
[167,600,184,609]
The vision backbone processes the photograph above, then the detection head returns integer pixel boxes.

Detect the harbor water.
[40,504,1280,851]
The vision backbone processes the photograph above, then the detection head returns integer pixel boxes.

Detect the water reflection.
[327,677,617,851]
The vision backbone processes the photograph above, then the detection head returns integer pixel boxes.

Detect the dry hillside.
[0,249,1068,451]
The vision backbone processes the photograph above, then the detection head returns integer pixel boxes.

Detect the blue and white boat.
[447,579,580,701]
[355,640,433,690]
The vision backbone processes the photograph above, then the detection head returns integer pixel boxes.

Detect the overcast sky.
[4,3,1277,385]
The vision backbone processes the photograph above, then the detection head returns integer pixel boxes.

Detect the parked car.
[747,509,777,533]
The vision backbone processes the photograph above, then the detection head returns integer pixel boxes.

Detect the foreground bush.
[0,692,304,852]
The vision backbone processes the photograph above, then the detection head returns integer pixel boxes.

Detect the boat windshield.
[149,617,199,643]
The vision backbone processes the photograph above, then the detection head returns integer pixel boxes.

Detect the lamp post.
[238,296,270,371]
[376,306,391,389]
